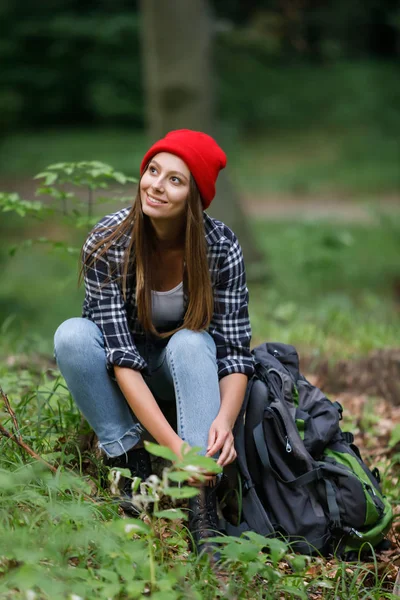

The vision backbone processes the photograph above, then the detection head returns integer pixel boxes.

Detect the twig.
[394,568,400,597]
[1,385,23,443]
[0,421,57,473]
[0,385,97,503]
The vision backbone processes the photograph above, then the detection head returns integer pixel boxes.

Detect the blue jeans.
[53,318,221,457]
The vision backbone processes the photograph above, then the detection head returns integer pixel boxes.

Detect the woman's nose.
[152,177,164,192]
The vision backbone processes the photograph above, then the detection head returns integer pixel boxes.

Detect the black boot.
[188,485,221,562]
[103,446,152,512]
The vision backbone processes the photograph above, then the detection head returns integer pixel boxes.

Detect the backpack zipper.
[265,407,293,453]
[365,484,385,518]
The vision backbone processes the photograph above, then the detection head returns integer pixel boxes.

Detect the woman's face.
[140,152,191,222]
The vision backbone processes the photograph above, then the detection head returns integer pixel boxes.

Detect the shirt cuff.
[217,357,255,380]
[106,348,148,373]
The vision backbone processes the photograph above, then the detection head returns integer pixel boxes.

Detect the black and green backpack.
[228,342,393,557]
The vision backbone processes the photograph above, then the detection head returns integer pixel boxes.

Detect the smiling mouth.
[146,194,167,205]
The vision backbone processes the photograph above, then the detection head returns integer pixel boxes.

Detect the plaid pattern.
[82,207,254,380]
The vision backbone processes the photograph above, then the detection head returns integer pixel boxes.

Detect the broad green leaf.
[144,441,177,461]
[163,486,199,499]
[34,171,52,179]
[217,539,260,562]
[126,581,147,597]
[290,555,307,573]
[113,171,127,184]
[153,508,188,520]
[97,568,119,583]
[111,518,151,536]
[277,586,307,599]
[306,580,334,590]
[178,458,222,474]
[90,160,113,169]
[89,168,108,178]
[124,521,151,535]
[261,536,288,564]
[243,530,272,548]
[150,591,179,600]
[114,557,136,581]
[44,173,58,185]
[47,162,68,169]
[168,471,192,483]
[108,466,131,479]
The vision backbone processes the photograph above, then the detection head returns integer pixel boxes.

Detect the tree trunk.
[139,0,266,280]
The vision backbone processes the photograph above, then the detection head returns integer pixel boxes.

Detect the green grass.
[229,125,400,196]
[249,217,400,359]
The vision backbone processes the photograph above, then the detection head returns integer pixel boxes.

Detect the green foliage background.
[1,0,399,132]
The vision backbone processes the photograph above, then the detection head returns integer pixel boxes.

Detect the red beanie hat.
[140,129,227,209]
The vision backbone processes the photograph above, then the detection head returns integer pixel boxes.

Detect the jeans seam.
[166,348,185,440]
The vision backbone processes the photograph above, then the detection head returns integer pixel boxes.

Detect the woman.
[54,129,254,555]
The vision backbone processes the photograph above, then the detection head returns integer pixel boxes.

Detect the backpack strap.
[241,486,275,536]
[233,379,276,537]
[324,479,341,529]
[333,401,343,420]
[222,519,253,537]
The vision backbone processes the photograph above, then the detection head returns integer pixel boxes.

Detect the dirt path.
[243,193,400,222]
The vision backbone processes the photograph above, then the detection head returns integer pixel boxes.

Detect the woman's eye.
[149,166,157,174]
[171,176,181,184]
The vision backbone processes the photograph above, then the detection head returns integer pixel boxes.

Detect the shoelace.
[190,491,219,539]
[206,491,219,531]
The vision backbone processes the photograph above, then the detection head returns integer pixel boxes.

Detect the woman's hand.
[206,415,237,467]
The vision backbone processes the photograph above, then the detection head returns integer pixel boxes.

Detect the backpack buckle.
[242,479,254,494]
[343,431,354,444]
[333,401,343,420]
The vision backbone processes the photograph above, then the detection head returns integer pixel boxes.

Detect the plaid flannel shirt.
[82,207,254,380]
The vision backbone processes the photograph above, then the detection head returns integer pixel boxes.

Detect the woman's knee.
[167,329,216,358]
[54,317,102,360]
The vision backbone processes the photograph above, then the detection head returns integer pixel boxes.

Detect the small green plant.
[0,161,137,259]
[35,160,136,219]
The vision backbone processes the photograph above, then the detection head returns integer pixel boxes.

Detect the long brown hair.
[79,173,214,338]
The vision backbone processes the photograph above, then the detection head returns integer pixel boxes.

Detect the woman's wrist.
[215,408,237,430]
[169,437,186,460]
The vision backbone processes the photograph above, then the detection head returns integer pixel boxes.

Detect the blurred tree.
[139,0,266,280]
[0,0,399,131]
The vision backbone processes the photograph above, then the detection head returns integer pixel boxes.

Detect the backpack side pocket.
[322,448,389,531]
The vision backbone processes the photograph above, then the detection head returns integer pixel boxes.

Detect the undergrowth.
[0,367,399,599]
[0,162,399,598]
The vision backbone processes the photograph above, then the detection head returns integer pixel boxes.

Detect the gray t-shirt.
[151,282,185,328]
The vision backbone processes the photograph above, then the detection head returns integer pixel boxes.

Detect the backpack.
[225,342,393,557]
